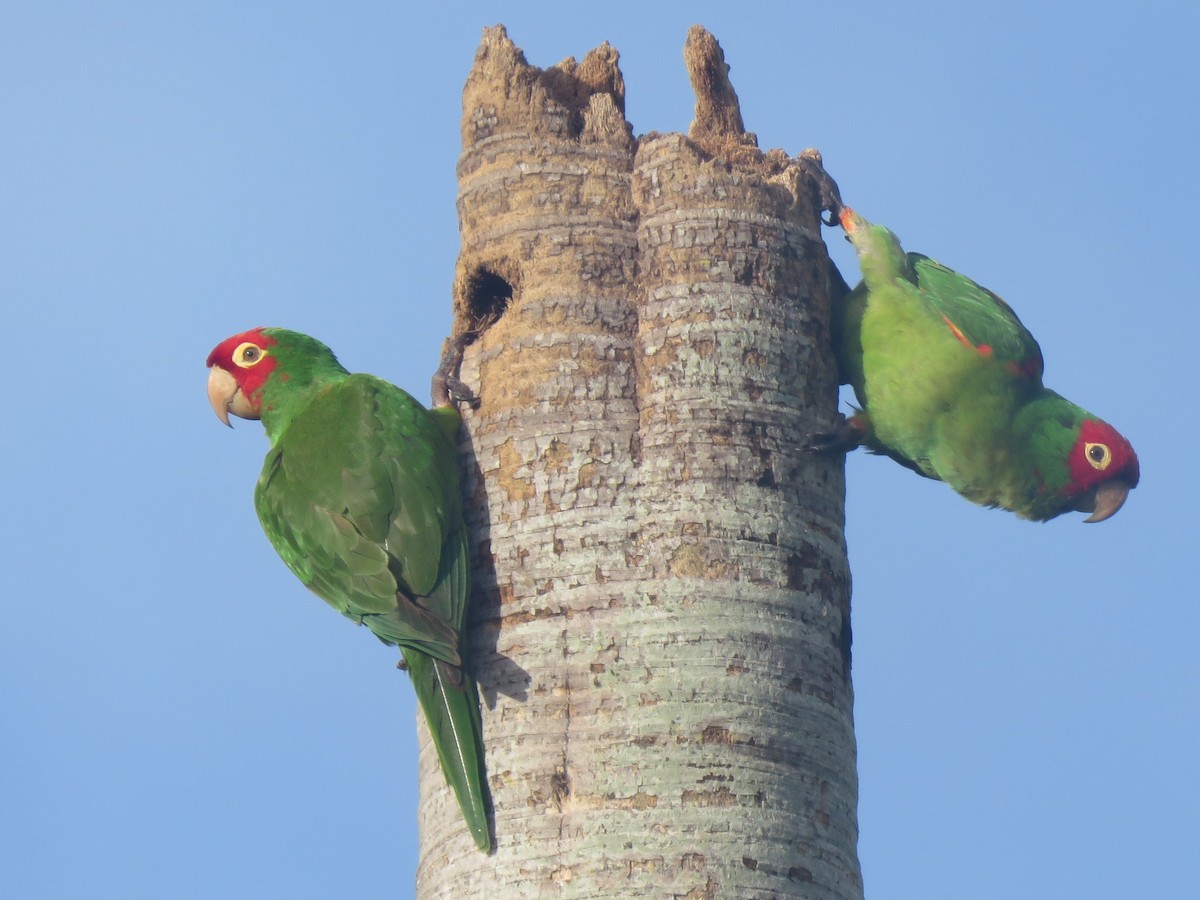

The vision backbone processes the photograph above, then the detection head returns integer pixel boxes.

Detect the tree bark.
[415,25,861,899]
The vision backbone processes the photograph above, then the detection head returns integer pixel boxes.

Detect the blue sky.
[3,2,1196,898]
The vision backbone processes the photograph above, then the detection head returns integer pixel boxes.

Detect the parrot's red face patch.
[206,328,279,413]
[1066,418,1140,494]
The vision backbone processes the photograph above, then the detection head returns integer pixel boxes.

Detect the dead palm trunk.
[416,25,862,899]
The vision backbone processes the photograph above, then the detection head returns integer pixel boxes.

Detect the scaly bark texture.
[415,25,861,899]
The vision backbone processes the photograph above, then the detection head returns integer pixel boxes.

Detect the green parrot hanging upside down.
[802,160,1139,522]
[206,327,491,851]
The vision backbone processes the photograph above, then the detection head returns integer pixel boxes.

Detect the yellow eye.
[1084,442,1112,470]
[233,341,267,368]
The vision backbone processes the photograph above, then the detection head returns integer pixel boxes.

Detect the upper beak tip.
[1080,480,1132,524]
[207,365,238,428]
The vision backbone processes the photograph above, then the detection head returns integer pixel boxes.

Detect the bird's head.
[205,327,279,426]
[1064,418,1140,523]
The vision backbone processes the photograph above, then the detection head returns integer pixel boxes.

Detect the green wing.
[910,253,1044,379]
[837,212,1044,383]
[254,374,467,666]
[253,372,490,850]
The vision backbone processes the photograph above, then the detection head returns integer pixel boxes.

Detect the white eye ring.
[1084,442,1111,471]
[233,342,266,369]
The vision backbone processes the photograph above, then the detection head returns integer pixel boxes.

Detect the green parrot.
[206,327,490,850]
[804,169,1139,521]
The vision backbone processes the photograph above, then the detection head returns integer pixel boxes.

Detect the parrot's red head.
[206,327,279,426]
[1065,418,1140,523]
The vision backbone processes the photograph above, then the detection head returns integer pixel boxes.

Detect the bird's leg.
[431,331,480,409]
[797,152,845,227]
[804,412,868,454]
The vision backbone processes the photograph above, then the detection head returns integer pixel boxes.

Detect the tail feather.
[403,649,491,852]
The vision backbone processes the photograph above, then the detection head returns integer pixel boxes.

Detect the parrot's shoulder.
[334,374,458,447]
[250,371,467,656]
[910,253,1044,380]
[268,374,443,462]
[282,370,461,586]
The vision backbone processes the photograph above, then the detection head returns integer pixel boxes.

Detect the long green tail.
[402,649,491,851]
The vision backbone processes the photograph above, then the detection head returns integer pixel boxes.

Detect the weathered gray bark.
[415,25,861,899]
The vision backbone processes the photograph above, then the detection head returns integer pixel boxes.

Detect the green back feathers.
[253,373,467,664]
[907,255,1044,379]
[257,329,351,445]
[839,221,1043,382]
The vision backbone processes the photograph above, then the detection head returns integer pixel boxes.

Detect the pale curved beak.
[1080,478,1132,523]
[207,365,258,427]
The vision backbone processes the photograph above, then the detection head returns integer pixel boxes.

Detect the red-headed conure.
[804,167,1139,521]
[206,327,490,850]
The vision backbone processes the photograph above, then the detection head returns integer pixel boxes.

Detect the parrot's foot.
[804,414,866,454]
[396,658,409,672]
[798,154,845,227]
[442,376,478,409]
[432,331,480,409]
